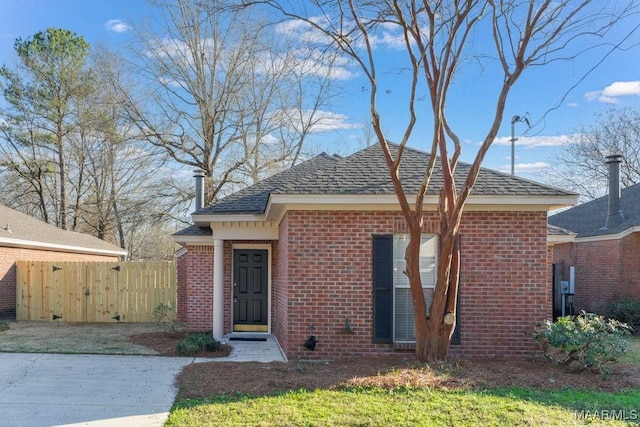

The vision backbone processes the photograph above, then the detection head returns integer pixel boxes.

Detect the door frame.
[231,243,272,334]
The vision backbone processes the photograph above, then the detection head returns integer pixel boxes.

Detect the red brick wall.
[179,210,551,360]
[273,214,290,353]
[553,232,640,312]
[281,210,549,360]
[621,233,640,300]
[456,211,549,358]
[176,252,187,322]
[178,245,214,330]
[0,247,119,318]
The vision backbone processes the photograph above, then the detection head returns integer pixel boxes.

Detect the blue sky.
[2,0,640,183]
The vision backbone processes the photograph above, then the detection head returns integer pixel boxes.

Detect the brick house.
[174,144,576,359]
[0,204,128,319]
[549,155,640,313]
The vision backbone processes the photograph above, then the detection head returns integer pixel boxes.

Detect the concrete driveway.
[0,353,197,427]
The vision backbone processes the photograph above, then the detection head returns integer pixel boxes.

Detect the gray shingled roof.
[548,182,640,237]
[196,143,574,216]
[547,224,576,237]
[0,204,128,255]
[173,224,213,237]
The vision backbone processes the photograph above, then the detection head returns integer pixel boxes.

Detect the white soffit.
[211,221,278,240]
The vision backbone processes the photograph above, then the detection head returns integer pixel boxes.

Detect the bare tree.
[74,47,192,251]
[1,34,189,258]
[549,108,640,200]
[268,0,638,361]
[109,0,336,205]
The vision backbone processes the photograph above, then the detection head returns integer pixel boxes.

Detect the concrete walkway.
[0,336,285,427]
[221,334,287,363]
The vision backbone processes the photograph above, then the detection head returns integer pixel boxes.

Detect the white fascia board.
[192,213,267,226]
[191,193,578,224]
[172,235,213,245]
[573,226,640,243]
[0,237,127,257]
[266,194,578,212]
[547,234,576,246]
[267,194,576,209]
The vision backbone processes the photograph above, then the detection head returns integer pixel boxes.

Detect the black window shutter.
[372,235,393,344]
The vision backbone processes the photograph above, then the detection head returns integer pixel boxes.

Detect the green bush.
[176,332,223,356]
[598,300,640,334]
[534,311,631,373]
[151,303,179,334]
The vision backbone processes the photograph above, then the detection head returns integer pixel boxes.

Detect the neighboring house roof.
[548,182,640,238]
[0,204,128,257]
[195,143,575,217]
[547,224,576,245]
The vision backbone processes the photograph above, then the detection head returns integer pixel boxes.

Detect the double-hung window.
[392,234,437,342]
[372,233,438,343]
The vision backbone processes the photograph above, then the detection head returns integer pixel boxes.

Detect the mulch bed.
[129,332,640,400]
[128,331,231,358]
[176,357,640,400]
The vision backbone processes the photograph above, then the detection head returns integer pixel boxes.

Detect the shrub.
[534,311,631,373]
[176,332,223,356]
[151,303,179,335]
[598,300,640,334]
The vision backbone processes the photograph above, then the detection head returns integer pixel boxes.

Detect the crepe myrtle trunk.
[406,221,460,361]
[426,230,461,361]
[405,222,429,360]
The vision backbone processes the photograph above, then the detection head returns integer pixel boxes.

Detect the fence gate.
[16,261,176,322]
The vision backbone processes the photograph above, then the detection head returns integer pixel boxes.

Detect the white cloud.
[105,19,131,33]
[274,17,332,45]
[275,15,409,61]
[602,81,640,97]
[567,102,579,108]
[371,23,407,50]
[302,110,360,133]
[498,162,550,174]
[492,134,578,149]
[257,48,356,81]
[585,81,640,104]
[266,109,359,134]
[148,35,356,81]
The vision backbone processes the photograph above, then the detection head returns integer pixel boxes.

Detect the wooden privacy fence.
[16,261,176,322]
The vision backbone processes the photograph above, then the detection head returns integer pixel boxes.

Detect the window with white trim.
[392,234,437,342]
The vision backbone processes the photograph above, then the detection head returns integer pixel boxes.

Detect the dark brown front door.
[233,249,268,332]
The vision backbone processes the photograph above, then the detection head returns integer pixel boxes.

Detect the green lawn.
[167,337,640,427]
[167,388,640,426]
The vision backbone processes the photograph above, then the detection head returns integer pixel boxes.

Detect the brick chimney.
[601,154,625,229]
[193,169,205,211]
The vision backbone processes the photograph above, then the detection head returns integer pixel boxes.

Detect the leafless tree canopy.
[549,108,640,201]
[0,31,186,258]
[111,0,336,205]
